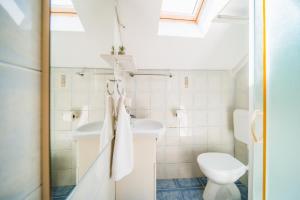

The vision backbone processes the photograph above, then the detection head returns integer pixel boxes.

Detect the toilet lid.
[197,153,246,172]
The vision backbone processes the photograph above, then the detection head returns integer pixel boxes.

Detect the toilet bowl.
[197,153,247,200]
[197,109,249,200]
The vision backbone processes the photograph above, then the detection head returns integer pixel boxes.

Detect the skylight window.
[160,0,205,22]
[51,0,85,32]
[159,0,230,38]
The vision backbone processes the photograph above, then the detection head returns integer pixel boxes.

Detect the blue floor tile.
[157,177,247,200]
[235,180,243,185]
[157,190,183,200]
[157,179,177,190]
[182,188,203,200]
[51,185,75,200]
[175,178,201,188]
[237,184,248,200]
[197,177,207,188]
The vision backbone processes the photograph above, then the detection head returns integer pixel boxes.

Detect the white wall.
[126,70,235,179]
[234,64,249,185]
[0,0,42,199]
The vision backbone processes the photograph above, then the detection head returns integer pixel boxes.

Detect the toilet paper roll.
[176,108,188,128]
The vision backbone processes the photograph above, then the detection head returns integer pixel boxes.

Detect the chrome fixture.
[129,72,172,78]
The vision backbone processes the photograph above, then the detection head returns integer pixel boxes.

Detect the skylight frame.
[50,0,85,32]
[51,7,77,16]
[51,0,77,16]
[160,0,205,23]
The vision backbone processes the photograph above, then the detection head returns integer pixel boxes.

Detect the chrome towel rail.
[129,72,172,78]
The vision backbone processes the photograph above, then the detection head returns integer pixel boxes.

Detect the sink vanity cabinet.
[116,135,158,200]
[116,119,164,200]
[73,122,103,182]
[73,119,165,200]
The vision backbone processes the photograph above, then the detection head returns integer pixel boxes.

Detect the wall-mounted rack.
[129,72,173,78]
[100,54,135,71]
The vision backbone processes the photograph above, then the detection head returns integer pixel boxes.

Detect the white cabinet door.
[116,137,157,200]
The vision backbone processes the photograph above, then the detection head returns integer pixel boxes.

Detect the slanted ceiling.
[51,0,114,68]
[118,0,249,70]
[51,0,248,70]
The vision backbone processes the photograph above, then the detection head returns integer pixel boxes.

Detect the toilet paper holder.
[174,107,185,117]
[62,110,81,122]
[72,111,81,119]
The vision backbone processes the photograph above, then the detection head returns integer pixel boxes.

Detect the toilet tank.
[233,109,249,144]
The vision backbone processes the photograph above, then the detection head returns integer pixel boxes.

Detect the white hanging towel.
[112,96,134,181]
[99,95,114,151]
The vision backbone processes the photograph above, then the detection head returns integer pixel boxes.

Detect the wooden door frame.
[41,0,50,199]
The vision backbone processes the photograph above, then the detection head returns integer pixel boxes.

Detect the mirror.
[50,0,115,199]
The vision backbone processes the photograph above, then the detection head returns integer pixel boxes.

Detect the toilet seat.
[197,153,247,185]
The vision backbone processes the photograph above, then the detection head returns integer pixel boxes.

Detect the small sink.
[131,119,165,136]
[73,119,165,140]
[73,121,103,139]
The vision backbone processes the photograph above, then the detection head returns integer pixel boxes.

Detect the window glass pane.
[161,0,199,15]
[51,0,74,8]
[51,15,84,32]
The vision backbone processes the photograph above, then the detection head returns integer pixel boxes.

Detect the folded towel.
[111,96,134,181]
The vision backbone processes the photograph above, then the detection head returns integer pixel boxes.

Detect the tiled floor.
[157,177,248,200]
[51,185,75,200]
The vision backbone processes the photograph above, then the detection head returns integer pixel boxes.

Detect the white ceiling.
[118,0,249,70]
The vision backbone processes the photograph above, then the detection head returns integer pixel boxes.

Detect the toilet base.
[203,180,241,200]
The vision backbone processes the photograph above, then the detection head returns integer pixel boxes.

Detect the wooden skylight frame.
[51,7,77,16]
[50,1,77,16]
[160,0,206,23]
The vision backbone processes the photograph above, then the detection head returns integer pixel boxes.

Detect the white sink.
[73,119,165,139]
[73,121,103,139]
[131,119,165,136]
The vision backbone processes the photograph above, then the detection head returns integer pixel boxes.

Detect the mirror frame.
[41,0,50,199]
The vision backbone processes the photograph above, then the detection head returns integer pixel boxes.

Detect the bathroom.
[1,0,300,200]
[50,0,249,199]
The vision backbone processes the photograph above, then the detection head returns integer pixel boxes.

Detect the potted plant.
[118,45,126,55]
[111,46,115,55]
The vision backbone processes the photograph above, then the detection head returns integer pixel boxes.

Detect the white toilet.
[197,109,249,200]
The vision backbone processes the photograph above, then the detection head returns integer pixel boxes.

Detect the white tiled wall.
[234,65,249,185]
[125,70,235,179]
[51,67,114,186]
[51,67,247,183]
[235,65,249,109]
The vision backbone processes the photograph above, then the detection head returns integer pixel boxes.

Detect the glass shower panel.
[267,0,300,199]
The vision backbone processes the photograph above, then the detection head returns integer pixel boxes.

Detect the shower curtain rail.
[129,72,173,78]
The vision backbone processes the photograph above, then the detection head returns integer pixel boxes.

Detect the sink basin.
[131,119,165,136]
[73,119,165,140]
[73,121,103,139]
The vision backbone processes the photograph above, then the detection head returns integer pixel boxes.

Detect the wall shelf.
[100,54,135,71]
